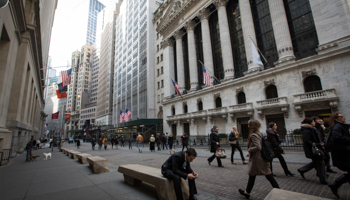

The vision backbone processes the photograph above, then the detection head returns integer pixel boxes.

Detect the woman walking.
[207,126,223,167]
[229,126,248,165]
[91,137,96,150]
[98,138,103,150]
[103,137,108,150]
[115,135,119,149]
[76,138,81,149]
[181,133,189,151]
[266,122,295,176]
[111,137,115,149]
[150,134,155,152]
[156,133,161,151]
[168,133,175,154]
[297,118,328,184]
[238,119,279,199]
[327,112,350,198]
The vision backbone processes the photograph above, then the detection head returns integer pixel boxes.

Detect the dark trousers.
[162,168,197,200]
[129,142,132,149]
[270,154,290,174]
[324,151,332,169]
[231,144,245,163]
[182,145,188,151]
[298,158,327,183]
[208,153,222,167]
[163,143,168,149]
[26,149,31,161]
[92,145,95,150]
[121,142,124,147]
[246,174,279,193]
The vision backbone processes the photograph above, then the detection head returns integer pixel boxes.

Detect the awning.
[67,129,83,133]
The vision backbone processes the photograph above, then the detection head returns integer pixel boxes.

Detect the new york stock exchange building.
[153,0,350,141]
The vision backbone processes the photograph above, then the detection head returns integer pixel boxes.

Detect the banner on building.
[52,111,59,119]
[56,90,67,99]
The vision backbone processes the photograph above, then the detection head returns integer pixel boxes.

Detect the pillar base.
[244,66,261,75]
[275,55,295,66]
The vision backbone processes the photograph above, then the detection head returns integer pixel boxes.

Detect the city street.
[0,142,348,200]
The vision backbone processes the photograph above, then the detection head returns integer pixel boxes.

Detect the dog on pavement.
[29,154,40,161]
[43,152,52,161]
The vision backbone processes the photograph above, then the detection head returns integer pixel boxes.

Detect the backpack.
[258,134,275,162]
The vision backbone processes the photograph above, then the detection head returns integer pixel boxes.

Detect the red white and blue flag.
[119,110,124,123]
[45,123,48,129]
[202,65,214,88]
[171,79,183,98]
[124,108,132,122]
[61,68,72,87]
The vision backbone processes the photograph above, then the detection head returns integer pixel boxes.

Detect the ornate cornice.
[162,38,175,49]
[212,0,229,7]
[197,8,211,20]
[185,20,196,31]
[174,30,184,40]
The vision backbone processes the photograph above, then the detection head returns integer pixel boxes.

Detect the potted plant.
[219,133,228,145]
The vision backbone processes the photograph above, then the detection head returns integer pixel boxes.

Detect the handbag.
[312,142,325,159]
[229,140,237,145]
[215,148,227,159]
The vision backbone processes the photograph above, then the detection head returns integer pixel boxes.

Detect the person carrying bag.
[229,126,247,165]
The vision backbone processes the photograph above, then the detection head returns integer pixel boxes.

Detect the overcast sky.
[48,0,109,76]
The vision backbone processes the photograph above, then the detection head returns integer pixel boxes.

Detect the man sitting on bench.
[161,148,198,200]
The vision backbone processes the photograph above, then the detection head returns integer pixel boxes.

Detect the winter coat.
[103,138,108,146]
[229,131,239,145]
[136,135,143,143]
[210,129,220,153]
[161,135,167,144]
[91,139,96,146]
[150,136,155,142]
[301,124,322,159]
[181,136,189,146]
[111,138,115,144]
[156,136,161,144]
[98,139,103,146]
[330,121,350,171]
[168,136,174,145]
[248,132,271,176]
[266,128,284,157]
[76,139,81,146]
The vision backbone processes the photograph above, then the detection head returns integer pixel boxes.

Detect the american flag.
[202,65,214,88]
[119,110,124,123]
[171,79,183,98]
[45,123,48,129]
[61,68,72,87]
[124,108,132,122]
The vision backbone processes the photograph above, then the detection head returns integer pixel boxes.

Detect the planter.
[219,138,228,145]
[238,137,243,145]
[292,134,303,145]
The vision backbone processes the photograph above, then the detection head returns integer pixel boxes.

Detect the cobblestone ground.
[62,142,348,200]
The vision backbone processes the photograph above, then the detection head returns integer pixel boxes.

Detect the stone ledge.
[264,188,331,200]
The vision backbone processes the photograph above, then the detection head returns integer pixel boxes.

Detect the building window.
[158,81,160,89]
[251,0,278,68]
[209,11,224,82]
[157,45,159,52]
[161,66,163,74]
[172,107,175,116]
[198,101,203,111]
[160,54,163,61]
[182,33,191,90]
[304,75,322,92]
[157,57,159,64]
[157,69,159,76]
[237,92,246,104]
[284,0,318,59]
[184,104,188,113]
[161,80,164,88]
[194,22,204,86]
[266,85,278,99]
[215,97,222,108]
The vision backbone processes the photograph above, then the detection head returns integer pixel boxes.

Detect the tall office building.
[113,0,159,128]
[86,0,106,45]
[90,43,99,104]
[44,56,57,99]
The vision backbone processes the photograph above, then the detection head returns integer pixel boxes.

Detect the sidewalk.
[0,142,347,200]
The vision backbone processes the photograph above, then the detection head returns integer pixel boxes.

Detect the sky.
[48,0,110,76]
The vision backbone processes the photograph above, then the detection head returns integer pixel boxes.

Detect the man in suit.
[161,148,198,200]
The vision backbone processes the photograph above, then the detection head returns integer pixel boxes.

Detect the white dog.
[43,152,52,161]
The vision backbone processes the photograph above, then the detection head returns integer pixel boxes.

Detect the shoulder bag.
[312,142,325,159]
[215,148,227,159]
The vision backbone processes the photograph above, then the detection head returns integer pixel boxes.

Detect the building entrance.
[237,117,250,141]
[183,123,190,136]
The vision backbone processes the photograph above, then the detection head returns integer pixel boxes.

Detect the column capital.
[197,8,211,20]
[162,38,175,48]
[185,20,196,31]
[174,30,184,40]
[213,0,229,7]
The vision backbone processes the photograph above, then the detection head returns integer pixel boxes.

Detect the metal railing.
[0,149,12,166]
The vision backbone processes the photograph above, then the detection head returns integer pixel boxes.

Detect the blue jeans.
[26,149,31,161]
[162,143,168,150]
[137,142,142,152]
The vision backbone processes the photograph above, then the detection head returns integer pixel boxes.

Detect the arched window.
[184,105,188,113]
[198,101,203,111]
[304,75,322,92]
[237,92,246,104]
[215,97,222,108]
[266,85,278,99]
[172,107,175,116]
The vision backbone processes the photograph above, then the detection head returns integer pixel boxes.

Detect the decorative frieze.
[264,79,275,87]
[301,69,317,78]
[185,20,196,31]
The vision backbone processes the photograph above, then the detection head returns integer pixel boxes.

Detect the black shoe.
[285,171,295,177]
[272,173,277,177]
[327,168,337,173]
[189,196,198,200]
[328,183,340,198]
[238,189,250,199]
[298,169,305,179]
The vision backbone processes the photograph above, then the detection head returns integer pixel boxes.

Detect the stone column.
[162,38,175,98]
[185,20,199,91]
[198,8,215,83]
[174,30,185,90]
[214,0,235,80]
[239,0,260,73]
[268,0,295,63]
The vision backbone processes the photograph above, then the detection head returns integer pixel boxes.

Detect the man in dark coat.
[161,148,198,200]
[207,126,223,167]
[25,139,33,161]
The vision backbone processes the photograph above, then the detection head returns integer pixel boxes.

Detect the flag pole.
[248,35,271,69]
[198,60,221,84]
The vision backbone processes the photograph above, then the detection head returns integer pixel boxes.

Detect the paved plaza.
[0,142,348,200]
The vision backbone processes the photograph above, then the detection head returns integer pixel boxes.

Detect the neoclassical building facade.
[153,0,350,139]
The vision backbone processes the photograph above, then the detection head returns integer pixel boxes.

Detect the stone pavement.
[0,142,348,200]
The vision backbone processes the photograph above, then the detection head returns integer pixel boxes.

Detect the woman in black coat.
[327,112,350,198]
[181,134,189,151]
[207,126,223,167]
[266,122,294,176]
[297,118,328,184]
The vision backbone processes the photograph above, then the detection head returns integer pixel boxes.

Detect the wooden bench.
[69,151,81,159]
[118,164,189,200]
[265,188,331,200]
[87,156,110,173]
[76,153,93,164]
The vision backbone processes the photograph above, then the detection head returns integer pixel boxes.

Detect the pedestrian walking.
[229,126,248,165]
[136,133,143,153]
[121,136,125,147]
[327,112,350,198]
[162,133,168,150]
[36,139,40,149]
[98,138,103,150]
[128,135,133,149]
[111,137,115,149]
[103,137,108,150]
[115,136,119,149]
[156,133,161,151]
[266,122,294,176]
[150,134,155,152]
[207,126,223,167]
[297,118,328,184]
[168,133,176,155]
[76,138,81,149]
[238,119,279,199]
[181,133,189,151]
[25,139,33,161]
[32,139,37,150]
[91,137,96,150]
